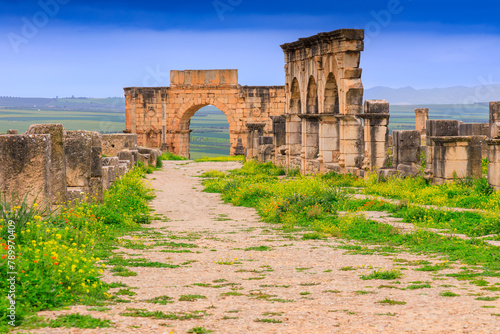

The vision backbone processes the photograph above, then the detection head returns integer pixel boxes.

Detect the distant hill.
[0,96,125,112]
[365,84,500,105]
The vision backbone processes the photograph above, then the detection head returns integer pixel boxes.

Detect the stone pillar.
[361,100,390,171]
[161,100,167,150]
[487,140,500,190]
[0,134,52,207]
[338,114,364,173]
[90,132,103,202]
[258,136,274,163]
[300,115,320,173]
[432,136,482,184]
[285,114,302,169]
[234,139,245,156]
[415,108,429,138]
[319,115,340,173]
[489,101,500,139]
[425,120,460,177]
[246,123,265,160]
[488,102,500,189]
[392,130,421,176]
[271,116,286,166]
[26,124,67,204]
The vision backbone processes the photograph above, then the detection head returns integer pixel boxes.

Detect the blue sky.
[1,0,499,97]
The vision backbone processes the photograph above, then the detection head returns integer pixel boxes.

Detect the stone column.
[361,100,390,171]
[285,114,302,169]
[337,114,364,173]
[90,132,103,202]
[489,101,500,138]
[300,115,320,173]
[271,116,286,166]
[246,123,265,160]
[161,100,168,151]
[487,140,500,190]
[26,124,67,204]
[415,108,429,138]
[488,102,500,189]
[319,115,340,173]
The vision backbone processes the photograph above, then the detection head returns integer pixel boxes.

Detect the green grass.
[360,269,403,280]
[179,294,207,302]
[377,298,407,305]
[200,161,500,274]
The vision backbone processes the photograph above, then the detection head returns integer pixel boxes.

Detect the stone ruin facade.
[0,127,160,208]
[124,69,285,158]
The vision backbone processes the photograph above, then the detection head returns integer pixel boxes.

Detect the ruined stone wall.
[0,127,151,207]
[281,29,365,174]
[124,69,285,158]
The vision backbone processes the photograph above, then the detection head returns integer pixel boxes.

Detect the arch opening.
[185,105,230,160]
[324,73,339,114]
[306,76,318,114]
[290,78,301,114]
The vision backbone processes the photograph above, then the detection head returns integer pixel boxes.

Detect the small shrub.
[361,269,403,280]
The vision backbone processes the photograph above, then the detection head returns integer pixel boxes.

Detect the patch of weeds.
[360,268,403,280]
[296,267,312,272]
[220,291,244,297]
[115,289,137,296]
[144,295,173,305]
[262,312,283,316]
[120,308,208,320]
[269,298,294,303]
[222,316,238,320]
[111,265,138,277]
[161,249,193,253]
[415,263,452,272]
[188,327,213,333]
[260,284,290,288]
[355,290,374,295]
[181,260,198,265]
[378,285,401,289]
[302,232,325,240]
[377,312,396,316]
[405,283,431,290]
[48,314,112,329]
[299,282,320,286]
[158,241,199,248]
[440,291,460,297]
[107,282,129,288]
[299,291,311,296]
[323,289,341,293]
[255,318,283,323]
[179,294,207,302]
[245,245,271,251]
[475,296,498,301]
[377,298,406,305]
[324,269,333,273]
[339,266,356,271]
[87,306,111,312]
[107,256,180,269]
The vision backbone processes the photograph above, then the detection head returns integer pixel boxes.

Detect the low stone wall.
[0,125,150,208]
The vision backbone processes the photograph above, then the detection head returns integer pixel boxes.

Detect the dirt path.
[31,161,500,333]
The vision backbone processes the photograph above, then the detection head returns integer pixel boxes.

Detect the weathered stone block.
[7,130,18,134]
[26,124,67,204]
[0,134,52,207]
[118,150,135,165]
[138,153,150,166]
[102,134,138,157]
[119,160,133,170]
[91,146,103,178]
[426,120,460,137]
[364,99,389,114]
[102,157,120,166]
[64,131,92,188]
[393,130,421,167]
[89,177,103,202]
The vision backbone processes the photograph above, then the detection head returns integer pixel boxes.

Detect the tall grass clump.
[0,167,154,330]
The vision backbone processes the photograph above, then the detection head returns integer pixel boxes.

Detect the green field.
[389,104,489,132]
[189,106,230,159]
[0,108,126,133]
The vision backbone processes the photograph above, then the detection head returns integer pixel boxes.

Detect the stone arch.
[175,98,237,158]
[290,77,301,114]
[306,76,318,114]
[324,72,340,114]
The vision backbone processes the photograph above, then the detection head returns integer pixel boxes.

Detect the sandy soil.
[27,161,500,334]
